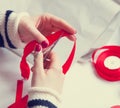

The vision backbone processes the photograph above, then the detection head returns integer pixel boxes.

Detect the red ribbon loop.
[92,45,120,81]
[8,80,28,108]
[20,30,76,79]
[9,30,76,108]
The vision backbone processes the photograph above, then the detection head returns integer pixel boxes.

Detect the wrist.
[28,87,62,108]
[7,11,29,48]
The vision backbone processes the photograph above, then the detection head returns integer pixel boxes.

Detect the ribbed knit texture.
[0,10,61,108]
[28,87,62,108]
[0,10,28,48]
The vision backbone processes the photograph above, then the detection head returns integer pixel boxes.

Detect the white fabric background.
[0,0,120,107]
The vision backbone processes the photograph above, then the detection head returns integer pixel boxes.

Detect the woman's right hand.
[31,44,65,94]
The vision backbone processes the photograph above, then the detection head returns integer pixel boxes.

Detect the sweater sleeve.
[28,87,62,108]
[0,10,29,48]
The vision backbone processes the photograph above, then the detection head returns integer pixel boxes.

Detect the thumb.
[19,16,49,47]
[31,43,44,75]
[31,44,45,87]
[30,26,49,45]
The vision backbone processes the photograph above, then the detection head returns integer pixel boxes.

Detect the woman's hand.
[18,13,76,48]
[31,44,65,94]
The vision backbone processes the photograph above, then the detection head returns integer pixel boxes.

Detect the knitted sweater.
[0,10,61,108]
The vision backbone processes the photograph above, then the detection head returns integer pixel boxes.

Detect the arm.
[28,44,64,108]
[28,87,62,108]
[0,10,28,48]
[0,11,76,49]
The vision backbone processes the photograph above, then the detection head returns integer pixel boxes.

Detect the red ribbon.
[8,80,28,108]
[20,30,76,79]
[111,105,120,108]
[8,30,76,107]
[92,46,120,108]
[92,45,120,82]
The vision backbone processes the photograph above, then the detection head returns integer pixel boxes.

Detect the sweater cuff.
[7,12,29,48]
[0,11,7,47]
[28,87,62,108]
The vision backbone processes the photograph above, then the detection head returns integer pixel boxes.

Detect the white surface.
[62,62,120,108]
[0,0,120,108]
[0,48,31,107]
[1,48,120,108]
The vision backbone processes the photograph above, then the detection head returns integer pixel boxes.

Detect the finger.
[31,44,44,75]
[66,34,77,41]
[49,14,77,41]
[49,51,61,69]
[29,26,49,48]
[31,44,46,87]
[19,16,49,47]
[50,14,76,33]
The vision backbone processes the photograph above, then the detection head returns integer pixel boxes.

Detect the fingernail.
[35,43,41,52]
[41,41,49,48]
[71,35,77,41]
